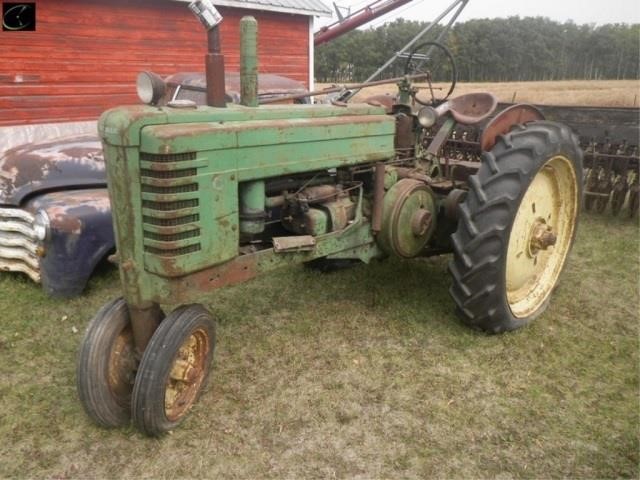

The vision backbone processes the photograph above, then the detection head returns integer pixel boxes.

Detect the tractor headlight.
[136,71,166,105]
[417,106,438,128]
[33,210,50,242]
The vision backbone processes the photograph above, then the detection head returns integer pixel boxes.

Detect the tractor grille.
[0,208,40,282]
[144,244,202,257]
[142,199,198,211]
[140,168,197,179]
[141,151,196,163]
[143,229,201,242]
[141,183,198,194]
[139,151,202,258]
[142,214,200,227]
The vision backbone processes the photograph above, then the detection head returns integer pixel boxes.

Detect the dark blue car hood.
[0,134,106,206]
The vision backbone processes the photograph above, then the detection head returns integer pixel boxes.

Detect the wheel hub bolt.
[530,222,557,254]
[170,359,198,383]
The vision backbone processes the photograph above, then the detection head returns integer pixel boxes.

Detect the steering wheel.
[403,41,457,106]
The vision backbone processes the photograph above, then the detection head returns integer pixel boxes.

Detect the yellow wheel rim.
[506,155,578,318]
[164,328,210,421]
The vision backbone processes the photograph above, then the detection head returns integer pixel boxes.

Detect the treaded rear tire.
[449,121,583,333]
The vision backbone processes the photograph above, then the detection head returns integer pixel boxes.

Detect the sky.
[315,0,640,30]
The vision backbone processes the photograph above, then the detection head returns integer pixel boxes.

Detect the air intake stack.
[240,16,258,107]
[189,0,227,107]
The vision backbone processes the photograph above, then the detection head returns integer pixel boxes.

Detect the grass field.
[0,213,638,478]
[317,79,640,107]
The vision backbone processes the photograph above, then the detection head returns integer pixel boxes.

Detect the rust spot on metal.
[529,221,557,256]
[129,303,164,354]
[371,163,386,234]
[394,113,414,152]
[363,94,396,113]
[443,93,498,125]
[273,235,316,252]
[410,209,432,236]
[107,323,136,405]
[480,104,545,152]
[147,115,390,142]
[50,207,83,234]
[164,325,210,421]
[0,134,104,204]
[28,190,110,234]
[175,255,259,300]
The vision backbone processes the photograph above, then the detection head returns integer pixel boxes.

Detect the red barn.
[0,0,331,127]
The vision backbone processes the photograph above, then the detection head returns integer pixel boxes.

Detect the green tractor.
[77,3,582,436]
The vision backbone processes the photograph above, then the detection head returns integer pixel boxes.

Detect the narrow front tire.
[131,304,216,436]
[77,298,137,427]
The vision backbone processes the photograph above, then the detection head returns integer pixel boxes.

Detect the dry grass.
[317,80,640,107]
[0,213,638,478]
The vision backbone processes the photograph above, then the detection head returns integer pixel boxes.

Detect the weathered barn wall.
[0,0,310,126]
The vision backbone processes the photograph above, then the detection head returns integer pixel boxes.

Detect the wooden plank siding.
[0,0,310,126]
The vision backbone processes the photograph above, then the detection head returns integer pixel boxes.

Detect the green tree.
[315,17,640,83]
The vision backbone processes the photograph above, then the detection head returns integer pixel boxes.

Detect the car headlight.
[136,71,166,105]
[33,210,50,242]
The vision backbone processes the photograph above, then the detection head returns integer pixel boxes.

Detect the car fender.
[25,189,114,297]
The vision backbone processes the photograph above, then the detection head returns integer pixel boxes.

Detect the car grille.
[0,208,40,282]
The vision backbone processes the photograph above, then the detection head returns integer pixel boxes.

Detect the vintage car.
[0,72,308,296]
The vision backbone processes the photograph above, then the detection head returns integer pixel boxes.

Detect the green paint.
[377,179,437,258]
[100,103,388,147]
[304,208,329,236]
[100,103,396,307]
[239,180,265,234]
[397,77,413,106]
[240,16,258,108]
[384,166,398,190]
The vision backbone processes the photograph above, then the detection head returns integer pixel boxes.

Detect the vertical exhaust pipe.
[189,0,227,108]
[240,16,258,107]
[238,17,262,235]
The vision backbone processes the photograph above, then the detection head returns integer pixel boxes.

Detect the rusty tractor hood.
[0,133,105,206]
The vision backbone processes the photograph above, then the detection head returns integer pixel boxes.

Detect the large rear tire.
[449,121,583,333]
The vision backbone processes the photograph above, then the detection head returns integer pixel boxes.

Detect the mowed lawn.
[0,213,637,479]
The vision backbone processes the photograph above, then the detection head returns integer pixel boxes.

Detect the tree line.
[315,17,640,83]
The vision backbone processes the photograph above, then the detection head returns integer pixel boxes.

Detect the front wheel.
[76,298,137,427]
[449,121,583,333]
[132,304,216,436]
